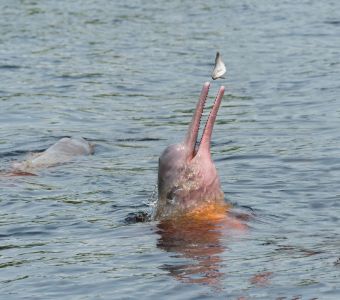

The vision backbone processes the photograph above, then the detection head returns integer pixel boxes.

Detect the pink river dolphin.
[8,137,94,175]
[154,82,229,221]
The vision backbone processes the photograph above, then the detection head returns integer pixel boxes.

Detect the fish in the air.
[211,52,226,80]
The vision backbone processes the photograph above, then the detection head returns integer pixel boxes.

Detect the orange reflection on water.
[157,203,247,286]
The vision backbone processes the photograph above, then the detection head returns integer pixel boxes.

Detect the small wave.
[0,64,21,70]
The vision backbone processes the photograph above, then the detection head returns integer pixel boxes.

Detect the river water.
[1,1,339,299]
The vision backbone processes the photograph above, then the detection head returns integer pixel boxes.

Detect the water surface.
[1,0,340,299]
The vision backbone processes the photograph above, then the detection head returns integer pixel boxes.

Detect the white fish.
[211,52,226,80]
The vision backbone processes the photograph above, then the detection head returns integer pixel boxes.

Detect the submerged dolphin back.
[11,137,94,173]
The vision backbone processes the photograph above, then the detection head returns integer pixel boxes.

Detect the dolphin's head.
[155,82,225,220]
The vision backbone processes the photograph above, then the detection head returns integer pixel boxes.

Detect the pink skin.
[8,137,94,176]
[154,82,225,220]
